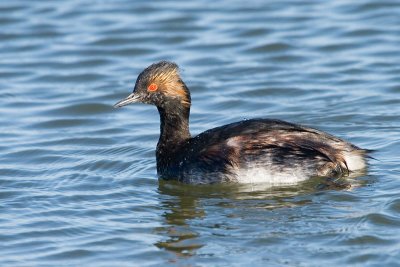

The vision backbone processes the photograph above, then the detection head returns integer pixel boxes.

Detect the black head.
[114,61,191,110]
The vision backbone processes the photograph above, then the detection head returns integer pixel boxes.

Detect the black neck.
[157,104,191,150]
[155,104,191,176]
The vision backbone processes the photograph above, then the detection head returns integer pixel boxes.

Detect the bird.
[114,61,369,185]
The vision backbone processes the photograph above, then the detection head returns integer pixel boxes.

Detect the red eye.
[148,83,158,91]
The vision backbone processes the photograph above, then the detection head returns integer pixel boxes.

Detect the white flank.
[343,151,366,171]
[235,167,309,185]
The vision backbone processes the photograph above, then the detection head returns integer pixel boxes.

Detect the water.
[1,0,399,266]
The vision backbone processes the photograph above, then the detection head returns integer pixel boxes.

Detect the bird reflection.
[154,181,205,258]
[153,172,370,261]
[154,179,313,259]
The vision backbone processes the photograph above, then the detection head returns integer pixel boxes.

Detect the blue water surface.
[1,1,400,266]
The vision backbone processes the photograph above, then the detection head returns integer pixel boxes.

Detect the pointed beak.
[113,93,141,108]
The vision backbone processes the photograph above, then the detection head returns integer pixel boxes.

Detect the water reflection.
[154,180,313,258]
[154,171,371,261]
[155,181,205,258]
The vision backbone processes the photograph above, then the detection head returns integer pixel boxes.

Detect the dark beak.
[114,93,141,108]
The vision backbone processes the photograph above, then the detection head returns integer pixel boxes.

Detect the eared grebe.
[114,61,368,185]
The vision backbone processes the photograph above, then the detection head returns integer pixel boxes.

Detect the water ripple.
[1,0,399,266]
